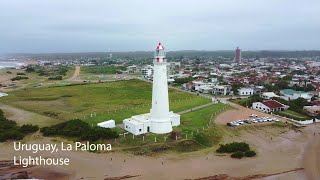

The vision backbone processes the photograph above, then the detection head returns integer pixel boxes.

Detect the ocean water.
[0,61,23,69]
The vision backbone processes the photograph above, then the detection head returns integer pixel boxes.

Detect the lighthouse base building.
[123,43,180,135]
[123,112,180,135]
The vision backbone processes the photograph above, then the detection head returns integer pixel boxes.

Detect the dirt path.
[66,65,80,81]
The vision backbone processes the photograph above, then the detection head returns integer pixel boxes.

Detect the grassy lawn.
[229,98,251,107]
[109,103,232,154]
[276,110,310,120]
[84,96,210,124]
[178,103,229,133]
[1,79,211,123]
[81,65,126,75]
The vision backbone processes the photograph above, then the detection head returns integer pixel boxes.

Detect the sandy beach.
[0,122,319,180]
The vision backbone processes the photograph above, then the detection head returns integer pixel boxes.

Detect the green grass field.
[178,103,229,132]
[1,79,211,123]
[109,103,232,154]
[276,110,310,121]
[81,65,126,75]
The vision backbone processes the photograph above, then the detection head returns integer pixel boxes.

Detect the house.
[311,82,320,90]
[193,81,206,91]
[252,100,288,113]
[182,82,194,91]
[199,86,213,94]
[280,89,313,101]
[238,87,254,96]
[261,92,280,99]
[212,85,232,96]
[254,86,264,94]
[141,65,153,79]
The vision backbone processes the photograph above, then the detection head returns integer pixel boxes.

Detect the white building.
[280,89,313,102]
[123,43,180,135]
[141,65,153,79]
[97,120,115,128]
[212,85,232,96]
[252,100,288,113]
[238,87,254,96]
[261,92,280,99]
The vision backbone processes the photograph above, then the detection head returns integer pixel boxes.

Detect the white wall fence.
[271,112,319,125]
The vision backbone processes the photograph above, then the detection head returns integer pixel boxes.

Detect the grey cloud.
[0,0,319,53]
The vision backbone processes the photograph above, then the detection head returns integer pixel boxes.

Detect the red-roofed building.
[311,82,320,89]
[252,100,288,113]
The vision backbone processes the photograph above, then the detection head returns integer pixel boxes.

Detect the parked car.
[249,114,258,117]
[230,122,240,126]
[236,120,244,125]
[244,120,252,124]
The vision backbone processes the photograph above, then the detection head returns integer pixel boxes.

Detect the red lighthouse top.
[155,42,164,50]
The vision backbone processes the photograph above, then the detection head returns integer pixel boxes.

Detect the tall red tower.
[235,47,241,63]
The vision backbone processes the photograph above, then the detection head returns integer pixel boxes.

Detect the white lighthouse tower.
[150,43,172,133]
[123,43,180,135]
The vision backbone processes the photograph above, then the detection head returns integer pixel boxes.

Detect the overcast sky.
[0,0,319,53]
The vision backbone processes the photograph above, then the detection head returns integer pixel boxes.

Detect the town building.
[212,85,232,96]
[235,47,241,63]
[261,92,280,99]
[252,100,288,113]
[238,87,254,96]
[141,65,153,79]
[280,89,313,101]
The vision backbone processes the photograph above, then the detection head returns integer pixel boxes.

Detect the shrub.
[40,119,119,141]
[20,124,39,134]
[17,72,26,75]
[48,76,63,80]
[11,76,29,81]
[231,151,244,159]
[194,132,212,147]
[0,110,38,142]
[244,150,256,157]
[216,142,250,153]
